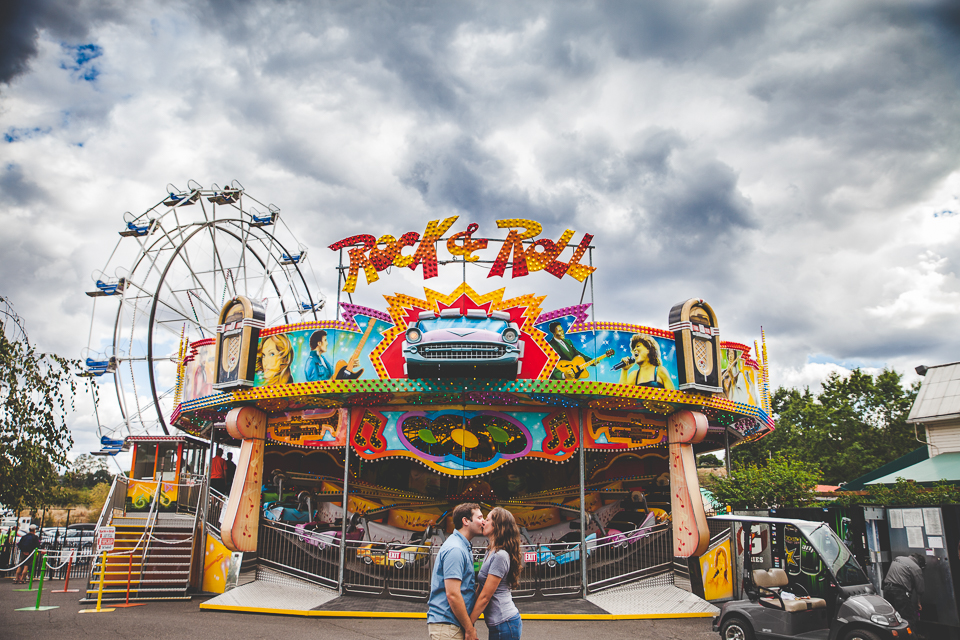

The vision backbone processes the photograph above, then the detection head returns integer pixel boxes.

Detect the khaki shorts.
[428,623,464,640]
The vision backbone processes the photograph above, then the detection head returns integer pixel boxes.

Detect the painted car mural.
[403,308,522,379]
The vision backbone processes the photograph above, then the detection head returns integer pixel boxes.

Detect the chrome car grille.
[419,342,508,360]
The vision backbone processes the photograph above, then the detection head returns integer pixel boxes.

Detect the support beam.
[668,410,710,558]
[221,407,267,552]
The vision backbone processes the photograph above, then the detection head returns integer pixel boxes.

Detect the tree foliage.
[830,478,960,507]
[733,369,919,485]
[0,319,80,512]
[63,453,111,488]
[704,454,822,509]
[697,453,723,468]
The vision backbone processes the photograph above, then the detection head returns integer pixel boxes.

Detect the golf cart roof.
[710,514,826,528]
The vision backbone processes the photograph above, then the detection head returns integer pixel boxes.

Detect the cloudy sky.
[2,0,960,459]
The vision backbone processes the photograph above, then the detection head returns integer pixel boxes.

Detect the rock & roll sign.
[328,217,595,292]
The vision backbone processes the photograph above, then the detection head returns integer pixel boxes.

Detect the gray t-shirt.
[477,549,519,626]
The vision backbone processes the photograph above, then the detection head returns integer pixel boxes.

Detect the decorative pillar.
[338,407,352,595]
[221,406,267,553]
[578,405,587,596]
[669,409,710,558]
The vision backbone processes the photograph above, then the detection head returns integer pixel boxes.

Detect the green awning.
[866,451,960,485]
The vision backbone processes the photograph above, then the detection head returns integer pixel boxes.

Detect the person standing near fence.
[883,553,925,636]
[0,523,16,567]
[427,503,484,640]
[14,524,39,584]
[471,507,524,640]
[210,449,227,495]
[224,451,237,490]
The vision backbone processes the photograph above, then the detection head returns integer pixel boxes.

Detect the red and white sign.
[524,552,537,563]
[388,550,402,561]
[96,526,115,553]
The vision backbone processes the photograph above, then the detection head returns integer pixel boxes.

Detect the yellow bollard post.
[79,551,115,613]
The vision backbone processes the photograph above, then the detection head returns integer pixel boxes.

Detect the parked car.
[356,541,431,569]
[39,527,68,548]
[403,309,523,379]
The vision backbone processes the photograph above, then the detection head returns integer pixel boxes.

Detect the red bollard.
[113,553,145,608]
[51,549,79,593]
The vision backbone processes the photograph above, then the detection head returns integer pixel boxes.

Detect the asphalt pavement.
[0,577,719,640]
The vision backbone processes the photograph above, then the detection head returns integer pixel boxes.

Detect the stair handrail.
[87,478,160,598]
[95,474,128,530]
[136,479,165,559]
[188,477,206,587]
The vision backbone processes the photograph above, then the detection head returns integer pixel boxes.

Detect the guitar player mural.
[251,314,390,384]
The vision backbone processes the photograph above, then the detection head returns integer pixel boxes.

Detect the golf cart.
[711,515,910,640]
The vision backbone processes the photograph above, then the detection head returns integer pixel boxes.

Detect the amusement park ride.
[82,180,323,447]
[84,184,776,603]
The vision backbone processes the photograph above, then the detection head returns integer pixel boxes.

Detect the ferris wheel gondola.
[85,180,324,441]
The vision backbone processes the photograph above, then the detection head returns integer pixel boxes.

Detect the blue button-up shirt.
[303,351,333,381]
[427,530,476,625]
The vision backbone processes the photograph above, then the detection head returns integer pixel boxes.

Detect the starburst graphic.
[370,283,554,379]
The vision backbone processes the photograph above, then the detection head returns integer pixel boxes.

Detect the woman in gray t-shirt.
[470,507,523,639]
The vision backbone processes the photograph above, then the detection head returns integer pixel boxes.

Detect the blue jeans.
[488,614,522,640]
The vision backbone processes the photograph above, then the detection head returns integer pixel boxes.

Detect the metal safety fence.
[342,538,435,599]
[205,490,225,536]
[257,519,339,589]
[585,523,673,593]
[255,510,675,600]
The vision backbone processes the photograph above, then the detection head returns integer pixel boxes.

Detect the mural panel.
[351,409,580,476]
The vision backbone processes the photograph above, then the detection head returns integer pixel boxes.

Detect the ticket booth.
[126,435,209,511]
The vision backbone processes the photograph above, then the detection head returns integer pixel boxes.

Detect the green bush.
[704,454,822,509]
[830,477,960,506]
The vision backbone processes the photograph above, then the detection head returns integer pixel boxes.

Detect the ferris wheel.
[84,180,325,440]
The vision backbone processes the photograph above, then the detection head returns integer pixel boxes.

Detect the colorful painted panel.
[700,537,734,601]
[583,409,666,450]
[535,314,680,389]
[181,339,216,402]
[721,347,760,405]
[187,284,773,420]
[255,315,394,385]
[126,480,178,511]
[351,409,579,476]
[202,533,241,594]
[267,408,348,447]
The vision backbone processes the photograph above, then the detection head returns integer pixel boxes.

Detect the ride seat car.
[753,568,827,612]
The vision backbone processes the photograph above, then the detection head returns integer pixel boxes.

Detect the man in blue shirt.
[427,503,484,640]
[304,330,333,381]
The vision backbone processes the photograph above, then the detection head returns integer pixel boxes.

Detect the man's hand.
[347,355,360,371]
[445,578,475,640]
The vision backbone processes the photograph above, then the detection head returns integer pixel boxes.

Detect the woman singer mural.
[617,333,675,389]
[257,334,295,386]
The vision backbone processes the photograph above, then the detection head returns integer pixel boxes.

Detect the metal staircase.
[82,477,202,603]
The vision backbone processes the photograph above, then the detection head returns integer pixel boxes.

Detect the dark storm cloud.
[537,127,756,278]
[398,135,566,226]
[597,0,775,63]
[0,164,47,206]
[0,0,112,84]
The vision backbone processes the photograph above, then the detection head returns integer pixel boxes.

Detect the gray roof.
[908,362,960,424]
